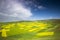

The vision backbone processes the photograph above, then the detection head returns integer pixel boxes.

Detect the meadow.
[0,19,60,40]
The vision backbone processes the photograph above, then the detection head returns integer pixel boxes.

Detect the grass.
[0,19,60,40]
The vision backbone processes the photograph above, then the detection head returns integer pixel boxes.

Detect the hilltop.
[0,19,60,40]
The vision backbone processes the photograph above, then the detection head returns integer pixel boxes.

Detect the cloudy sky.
[0,0,60,22]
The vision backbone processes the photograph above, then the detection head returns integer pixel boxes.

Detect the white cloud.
[0,0,32,21]
[38,6,45,9]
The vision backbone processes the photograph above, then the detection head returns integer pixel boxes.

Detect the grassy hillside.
[0,19,60,40]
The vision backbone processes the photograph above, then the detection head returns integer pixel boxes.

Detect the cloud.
[0,0,32,22]
[38,6,46,9]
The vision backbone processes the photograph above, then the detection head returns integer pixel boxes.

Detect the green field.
[0,19,60,40]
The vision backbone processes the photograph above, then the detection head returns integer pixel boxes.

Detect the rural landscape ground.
[0,19,60,40]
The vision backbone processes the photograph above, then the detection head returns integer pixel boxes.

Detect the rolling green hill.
[0,19,60,40]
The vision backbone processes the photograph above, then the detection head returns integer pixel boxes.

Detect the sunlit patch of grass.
[36,32,54,37]
[0,29,10,37]
[28,28,38,32]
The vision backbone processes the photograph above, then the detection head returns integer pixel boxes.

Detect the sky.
[0,0,60,22]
